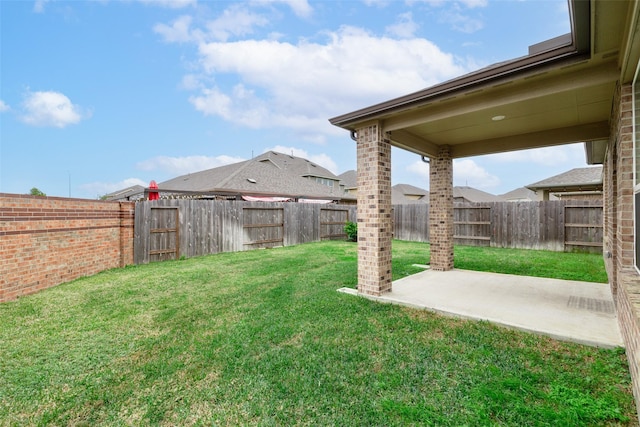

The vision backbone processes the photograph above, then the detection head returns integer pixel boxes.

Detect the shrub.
[344,221,358,242]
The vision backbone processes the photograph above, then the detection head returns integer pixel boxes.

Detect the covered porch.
[329,0,624,297]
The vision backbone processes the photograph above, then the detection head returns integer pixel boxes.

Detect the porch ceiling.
[384,59,617,159]
[329,0,633,161]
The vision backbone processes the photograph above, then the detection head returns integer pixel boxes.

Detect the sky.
[0,0,589,199]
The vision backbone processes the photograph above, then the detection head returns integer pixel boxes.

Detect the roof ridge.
[216,159,253,189]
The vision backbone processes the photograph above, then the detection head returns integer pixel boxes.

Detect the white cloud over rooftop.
[20,90,89,128]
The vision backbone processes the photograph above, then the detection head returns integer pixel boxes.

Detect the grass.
[0,240,633,425]
[396,240,609,283]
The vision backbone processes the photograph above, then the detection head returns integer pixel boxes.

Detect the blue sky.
[0,0,587,199]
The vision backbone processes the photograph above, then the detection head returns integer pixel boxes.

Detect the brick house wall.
[0,194,134,302]
[605,84,640,414]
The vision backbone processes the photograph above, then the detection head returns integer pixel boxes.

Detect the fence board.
[564,200,603,253]
[320,208,350,240]
[134,200,602,263]
[134,201,356,263]
[243,205,284,248]
[454,203,490,246]
[394,200,602,252]
[148,205,179,262]
[393,204,429,242]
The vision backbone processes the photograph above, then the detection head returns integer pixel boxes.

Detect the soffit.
[384,58,618,159]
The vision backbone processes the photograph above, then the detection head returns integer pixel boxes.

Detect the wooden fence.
[134,200,356,264]
[134,199,603,264]
[393,200,603,253]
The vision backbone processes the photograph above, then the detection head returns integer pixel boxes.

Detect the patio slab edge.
[337,286,623,349]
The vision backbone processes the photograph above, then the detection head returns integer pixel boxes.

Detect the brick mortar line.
[1,215,124,221]
[0,224,133,237]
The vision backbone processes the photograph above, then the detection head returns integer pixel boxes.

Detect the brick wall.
[615,85,635,273]
[603,90,616,289]
[356,123,392,296]
[618,272,640,415]
[606,83,640,416]
[0,194,134,302]
[429,145,454,271]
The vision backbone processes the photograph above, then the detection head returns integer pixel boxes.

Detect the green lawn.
[0,241,634,425]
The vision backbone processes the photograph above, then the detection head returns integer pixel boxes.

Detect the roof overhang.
[584,139,608,164]
[526,183,603,192]
[330,0,636,162]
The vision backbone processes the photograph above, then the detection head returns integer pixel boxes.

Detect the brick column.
[429,145,454,271]
[119,202,135,267]
[356,123,392,296]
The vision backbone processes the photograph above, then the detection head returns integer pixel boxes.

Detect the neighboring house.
[526,166,603,201]
[253,151,343,191]
[338,174,430,203]
[500,187,547,202]
[392,183,429,204]
[102,185,145,201]
[453,186,503,203]
[338,170,357,195]
[106,151,356,204]
[330,0,640,414]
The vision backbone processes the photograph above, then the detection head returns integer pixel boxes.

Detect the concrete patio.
[339,268,623,348]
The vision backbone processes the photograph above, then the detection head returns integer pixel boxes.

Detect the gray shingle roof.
[338,170,357,188]
[103,185,145,201]
[253,151,337,180]
[500,187,542,201]
[453,186,503,202]
[392,183,429,204]
[158,151,352,200]
[393,183,429,197]
[526,166,603,191]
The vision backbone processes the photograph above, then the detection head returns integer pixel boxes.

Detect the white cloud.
[407,160,430,180]
[205,4,270,42]
[362,0,391,7]
[411,0,488,9]
[186,25,469,136]
[280,0,313,18]
[410,0,486,33]
[0,100,10,112]
[33,0,49,13]
[264,145,338,174]
[251,0,313,18]
[404,157,499,190]
[136,154,245,175]
[137,0,196,9]
[80,178,148,197]
[20,90,89,128]
[490,144,584,167]
[460,0,488,8]
[386,12,419,38]
[154,15,195,43]
[440,9,484,33]
[180,74,204,90]
[154,6,271,43]
[453,158,500,188]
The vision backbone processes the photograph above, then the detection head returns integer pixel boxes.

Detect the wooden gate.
[564,204,603,253]
[149,206,180,262]
[320,208,350,240]
[243,206,284,249]
[454,204,491,246]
